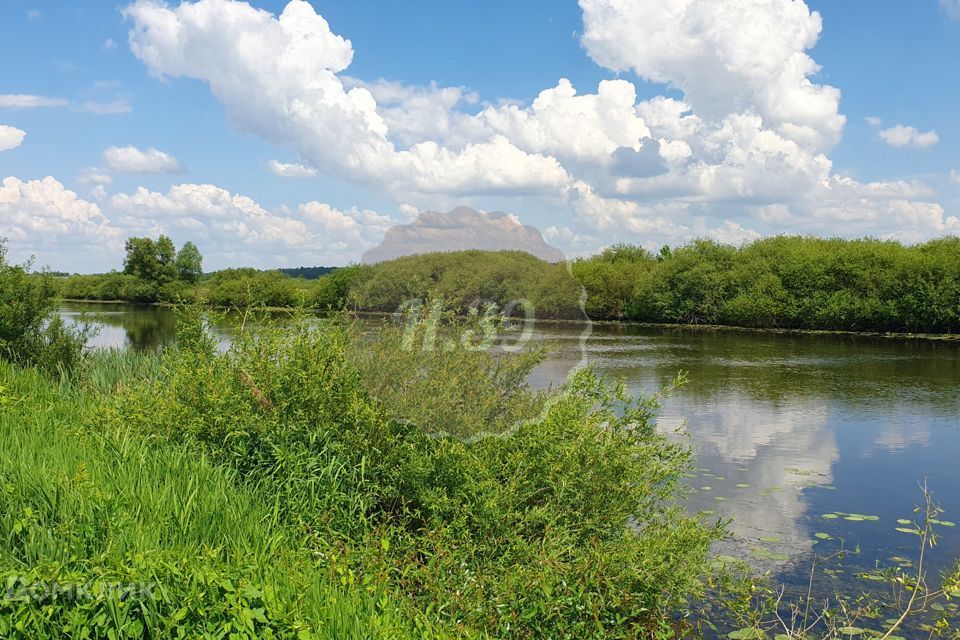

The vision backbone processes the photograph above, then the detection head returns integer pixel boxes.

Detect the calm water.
[60,302,960,595]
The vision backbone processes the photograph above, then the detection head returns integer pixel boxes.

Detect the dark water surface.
[60,302,960,598]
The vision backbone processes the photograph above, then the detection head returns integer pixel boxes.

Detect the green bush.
[353,250,585,319]
[106,307,718,638]
[0,241,88,373]
[203,268,304,308]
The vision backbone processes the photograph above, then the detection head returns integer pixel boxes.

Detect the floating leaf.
[714,496,727,501]
[814,532,832,540]
[759,536,782,543]
[896,519,911,525]
[934,520,956,527]
[895,527,920,535]
[844,515,865,522]
[837,627,866,635]
[701,486,712,491]
[727,628,766,639]
[822,513,839,519]
[736,483,750,488]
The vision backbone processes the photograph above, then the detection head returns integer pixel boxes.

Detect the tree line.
[54,234,960,334]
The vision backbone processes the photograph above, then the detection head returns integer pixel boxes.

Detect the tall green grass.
[0,360,418,638]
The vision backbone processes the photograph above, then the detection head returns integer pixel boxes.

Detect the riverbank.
[61,297,960,344]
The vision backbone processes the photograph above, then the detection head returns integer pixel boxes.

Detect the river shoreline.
[59,297,960,344]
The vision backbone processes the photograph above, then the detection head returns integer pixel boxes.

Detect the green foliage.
[103,306,718,638]
[0,240,88,373]
[572,244,653,319]
[175,240,203,283]
[200,268,308,308]
[123,235,178,284]
[352,250,585,319]
[572,235,960,333]
[349,302,547,440]
[312,264,370,311]
[0,359,418,639]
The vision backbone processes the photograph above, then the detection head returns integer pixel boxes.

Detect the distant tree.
[123,235,178,284]
[175,241,203,283]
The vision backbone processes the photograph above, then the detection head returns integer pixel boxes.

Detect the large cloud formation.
[0,177,124,264]
[123,0,569,197]
[113,0,955,256]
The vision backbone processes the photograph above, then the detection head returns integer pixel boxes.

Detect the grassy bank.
[0,305,721,638]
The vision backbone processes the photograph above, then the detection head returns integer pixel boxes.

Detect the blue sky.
[1,0,958,272]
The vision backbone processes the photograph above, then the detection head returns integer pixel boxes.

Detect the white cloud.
[78,168,113,186]
[579,0,845,151]
[103,145,184,173]
[951,170,960,185]
[27,9,41,20]
[123,0,570,198]
[878,124,940,149]
[941,0,960,20]
[0,125,26,152]
[102,38,118,51]
[82,99,133,115]
[865,116,882,127]
[0,94,67,108]
[0,176,123,263]
[479,78,651,164]
[266,160,318,177]
[114,0,954,260]
[109,183,396,265]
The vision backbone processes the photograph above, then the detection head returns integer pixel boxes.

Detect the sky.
[1,0,959,272]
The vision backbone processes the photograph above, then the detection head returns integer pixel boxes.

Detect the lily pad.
[896,519,911,525]
[822,513,839,519]
[814,532,832,540]
[736,483,750,488]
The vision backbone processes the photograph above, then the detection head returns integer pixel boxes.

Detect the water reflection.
[61,303,960,580]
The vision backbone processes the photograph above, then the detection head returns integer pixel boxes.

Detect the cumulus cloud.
[479,79,651,164]
[0,94,67,108]
[109,183,396,265]
[114,0,953,259]
[579,0,845,151]
[362,206,566,263]
[124,0,567,198]
[266,160,318,177]
[0,176,124,266]
[0,125,26,151]
[103,145,184,173]
[878,124,940,149]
